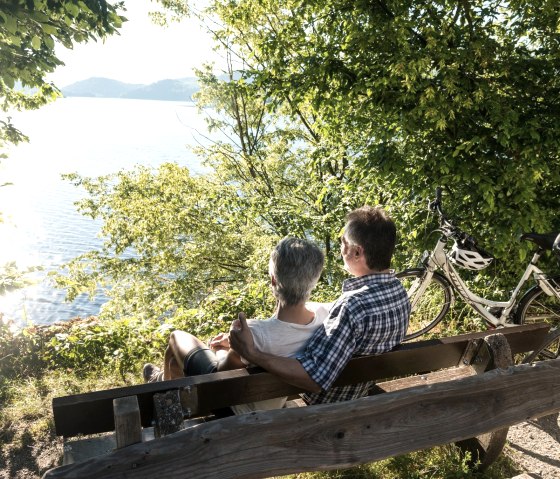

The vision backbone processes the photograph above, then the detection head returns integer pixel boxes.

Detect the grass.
[0,313,523,479]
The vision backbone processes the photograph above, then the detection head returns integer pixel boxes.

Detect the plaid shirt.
[298,272,410,405]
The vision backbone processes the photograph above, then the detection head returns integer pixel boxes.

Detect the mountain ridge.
[61,77,200,101]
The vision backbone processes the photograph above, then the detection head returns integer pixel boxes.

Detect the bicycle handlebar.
[554,233,560,255]
[429,187,452,227]
[428,188,469,242]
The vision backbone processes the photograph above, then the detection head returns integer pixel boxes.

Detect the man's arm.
[216,348,246,371]
[229,313,322,393]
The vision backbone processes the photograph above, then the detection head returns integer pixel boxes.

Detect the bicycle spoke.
[398,269,452,341]
[524,329,560,363]
[520,294,560,327]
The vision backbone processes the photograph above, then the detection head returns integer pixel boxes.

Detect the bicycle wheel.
[397,268,453,341]
[514,279,560,330]
[522,327,560,363]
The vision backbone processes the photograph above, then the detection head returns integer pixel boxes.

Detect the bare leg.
[163,346,183,380]
[163,330,207,380]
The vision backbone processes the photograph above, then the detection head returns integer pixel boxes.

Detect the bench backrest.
[53,323,549,437]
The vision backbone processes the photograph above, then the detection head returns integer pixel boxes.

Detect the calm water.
[0,97,208,326]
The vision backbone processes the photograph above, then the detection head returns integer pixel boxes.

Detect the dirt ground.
[506,413,560,479]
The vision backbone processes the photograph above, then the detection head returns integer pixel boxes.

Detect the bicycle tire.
[514,278,560,330]
[522,327,560,363]
[397,268,453,341]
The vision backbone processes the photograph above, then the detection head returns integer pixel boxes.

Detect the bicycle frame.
[415,237,552,327]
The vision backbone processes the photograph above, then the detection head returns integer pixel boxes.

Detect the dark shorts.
[183,347,234,418]
[183,347,219,376]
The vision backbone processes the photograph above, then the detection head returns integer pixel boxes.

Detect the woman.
[143,236,328,413]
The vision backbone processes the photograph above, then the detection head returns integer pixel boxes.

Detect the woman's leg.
[163,330,207,380]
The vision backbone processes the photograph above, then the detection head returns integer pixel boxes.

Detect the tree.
[55,60,342,322]
[201,0,560,270]
[0,0,125,156]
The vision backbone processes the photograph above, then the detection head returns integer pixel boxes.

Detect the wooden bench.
[43,323,560,479]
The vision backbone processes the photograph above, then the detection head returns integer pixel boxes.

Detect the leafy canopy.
[205,0,560,262]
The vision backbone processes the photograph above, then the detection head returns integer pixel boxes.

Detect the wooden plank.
[180,324,549,416]
[43,358,560,479]
[373,365,479,393]
[52,323,549,437]
[113,396,142,449]
[53,369,250,436]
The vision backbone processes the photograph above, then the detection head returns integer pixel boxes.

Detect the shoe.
[143,363,164,383]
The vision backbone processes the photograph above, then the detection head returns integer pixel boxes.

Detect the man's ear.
[354,245,363,258]
[270,274,277,286]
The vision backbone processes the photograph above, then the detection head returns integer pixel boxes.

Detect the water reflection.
[0,97,206,326]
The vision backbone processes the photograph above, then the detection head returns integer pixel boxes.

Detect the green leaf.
[31,35,41,49]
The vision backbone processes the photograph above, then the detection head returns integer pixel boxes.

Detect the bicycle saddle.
[519,232,560,250]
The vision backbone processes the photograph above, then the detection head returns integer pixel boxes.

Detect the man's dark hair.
[345,206,396,271]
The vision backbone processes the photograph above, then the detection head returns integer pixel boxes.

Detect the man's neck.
[354,267,391,277]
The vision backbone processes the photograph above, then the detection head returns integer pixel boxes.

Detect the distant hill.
[121,78,199,101]
[61,77,199,101]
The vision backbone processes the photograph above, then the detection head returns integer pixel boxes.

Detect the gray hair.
[269,237,324,306]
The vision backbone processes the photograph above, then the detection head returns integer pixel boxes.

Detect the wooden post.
[113,396,142,449]
[455,333,513,470]
[153,389,183,438]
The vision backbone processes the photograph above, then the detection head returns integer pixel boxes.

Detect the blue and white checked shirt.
[298,272,410,404]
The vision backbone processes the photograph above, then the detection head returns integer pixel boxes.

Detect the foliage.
[54,164,271,320]
[0,261,43,294]
[0,0,124,90]
[50,0,560,324]
[192,0,560,277]
[0,314,45,377]
[283,444,518,478]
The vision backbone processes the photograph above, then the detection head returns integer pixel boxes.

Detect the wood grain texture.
[113,396,142,449]
[454,333,514,470]
[43,358,560,479]
[52,323,549,437]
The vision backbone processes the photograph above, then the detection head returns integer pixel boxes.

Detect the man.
[229,206,411,404]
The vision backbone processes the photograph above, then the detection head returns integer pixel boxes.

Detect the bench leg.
[113,396,142,449]
[153,389,183,438]
[456,429,509,470]
[456,333,513,470]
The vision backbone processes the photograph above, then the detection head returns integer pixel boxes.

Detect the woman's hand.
[208,332,230,352]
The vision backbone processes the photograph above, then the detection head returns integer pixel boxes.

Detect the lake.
[0,97,208,326]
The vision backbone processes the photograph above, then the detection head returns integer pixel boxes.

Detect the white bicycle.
[398,188,560,360]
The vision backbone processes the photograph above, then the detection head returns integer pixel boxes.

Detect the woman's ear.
[270,274,277,286]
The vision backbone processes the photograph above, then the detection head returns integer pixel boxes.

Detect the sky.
[47,1,222,87]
